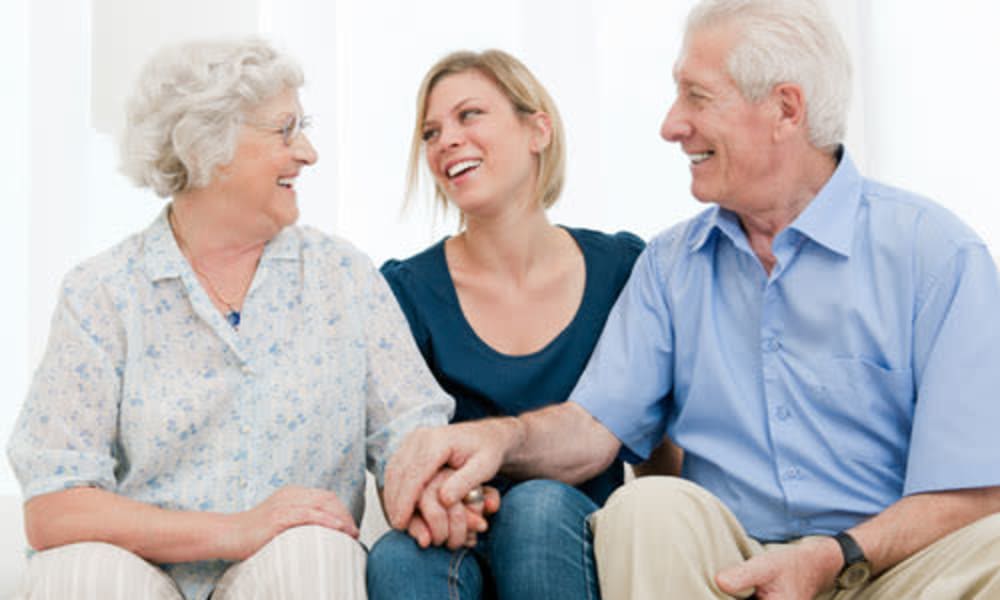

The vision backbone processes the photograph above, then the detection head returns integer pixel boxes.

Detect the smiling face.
[660,23,783,212]
[421,70,550,218]
[211,87,318,238]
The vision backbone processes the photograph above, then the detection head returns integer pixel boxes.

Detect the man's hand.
[715,537,841,600]
[223,486,359,561]
[406,474,501,550]
[384,419,521,530]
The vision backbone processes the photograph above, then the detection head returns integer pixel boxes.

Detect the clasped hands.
[383,421,510,550]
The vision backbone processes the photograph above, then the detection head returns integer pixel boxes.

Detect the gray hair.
[120,38,304,198]
[685,0,851,151]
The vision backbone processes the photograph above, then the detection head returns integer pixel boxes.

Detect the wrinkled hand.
[222,486,359,561]
[406,471,501,550]
[715,537,841,600]
[385,420,516,530]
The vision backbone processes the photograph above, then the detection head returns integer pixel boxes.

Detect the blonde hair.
[407,49,566,214]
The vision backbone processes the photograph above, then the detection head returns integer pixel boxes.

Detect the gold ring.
[463,486,485,505]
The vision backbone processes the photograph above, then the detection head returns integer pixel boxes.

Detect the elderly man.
[384,0,1000,598]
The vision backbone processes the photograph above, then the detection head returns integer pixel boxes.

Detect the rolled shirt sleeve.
[570,239,676,464]
[906,241,1000,495]
[357,260,454,486]
[8,264,123,500]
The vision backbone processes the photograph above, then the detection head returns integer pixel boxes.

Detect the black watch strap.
[834,531,865,564]
[833,531,872,589]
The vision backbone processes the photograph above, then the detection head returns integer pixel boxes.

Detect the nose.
[293,132,319,165]
[437,121,463,149]
[660,100,690,143]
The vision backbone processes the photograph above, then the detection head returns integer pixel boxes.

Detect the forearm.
[25,487,239,563]
[850,486,1000,576]
[716,487,1000,598]
[501,402,621,484]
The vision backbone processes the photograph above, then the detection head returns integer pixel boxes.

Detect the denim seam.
[448,547,470,600]
[582,516,596,600]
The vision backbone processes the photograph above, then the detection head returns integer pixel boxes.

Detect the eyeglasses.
[246,113,312,146]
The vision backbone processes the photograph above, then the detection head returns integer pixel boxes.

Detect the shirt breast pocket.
[813,357,914,467]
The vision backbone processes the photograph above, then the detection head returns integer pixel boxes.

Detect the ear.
[528,111,553,153]
[772,82,807,141]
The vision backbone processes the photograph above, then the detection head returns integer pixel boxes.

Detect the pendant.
[226,310,241,328]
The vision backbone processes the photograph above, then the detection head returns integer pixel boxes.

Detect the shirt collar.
[143,207,186,282]
[143,205,301,282]
[689,206,735,253]
[687,147,862,258]
[786,147,862,258]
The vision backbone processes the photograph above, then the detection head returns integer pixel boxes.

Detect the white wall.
[1,0,30,496]
[4,0,1000,496]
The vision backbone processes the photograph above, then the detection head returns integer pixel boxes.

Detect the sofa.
[0,493,26,598]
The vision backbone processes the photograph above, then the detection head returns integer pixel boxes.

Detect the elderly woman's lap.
[214,525,366,599]
[15,526,365,600]
[14,541,183,600]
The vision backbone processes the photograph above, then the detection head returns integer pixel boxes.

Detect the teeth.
[447,159,482,178]
[277,177,295,188]
[689,152,713,165]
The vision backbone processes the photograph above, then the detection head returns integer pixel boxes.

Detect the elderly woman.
[6,38,453,600]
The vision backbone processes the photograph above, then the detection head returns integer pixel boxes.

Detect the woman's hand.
[406,468,501,550]
[223,486,359,561]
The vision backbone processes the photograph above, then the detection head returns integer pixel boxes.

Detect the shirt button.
[775,406,791,421]
[239,478,249,489]
[242,364,253,376]
[783,467,801,481]
[762,338,780,352]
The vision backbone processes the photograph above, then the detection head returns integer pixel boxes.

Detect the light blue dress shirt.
[7,209,454,600]
[573,151,1000,542]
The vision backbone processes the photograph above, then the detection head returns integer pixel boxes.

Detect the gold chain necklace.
[168,207,246,328]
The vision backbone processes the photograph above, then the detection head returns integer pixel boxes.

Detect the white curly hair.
[119,37,303,197]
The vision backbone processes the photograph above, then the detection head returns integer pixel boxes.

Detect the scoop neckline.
[435,226,593,361]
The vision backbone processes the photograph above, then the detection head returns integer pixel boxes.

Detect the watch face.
[837,562,872,589]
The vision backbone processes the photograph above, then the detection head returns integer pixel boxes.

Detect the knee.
[274,523,356,546]
[492,479,596,544]
[367,529,422,577]
[271,524,362,564]
[367,530,482,598]
[597,476,717,534]
[21,542,178,599]
[962,512,1000,556]
[232,526,364,598]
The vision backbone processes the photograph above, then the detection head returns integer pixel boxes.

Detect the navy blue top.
[381,227,644,505]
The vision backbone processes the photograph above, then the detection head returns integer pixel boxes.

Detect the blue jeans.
[367,479,601,600]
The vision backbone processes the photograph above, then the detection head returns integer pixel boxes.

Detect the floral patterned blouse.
[7,208,453,599]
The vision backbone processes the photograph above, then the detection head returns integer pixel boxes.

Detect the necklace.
[168,207,245,329]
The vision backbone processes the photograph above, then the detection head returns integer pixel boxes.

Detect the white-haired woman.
[6,38,454,600]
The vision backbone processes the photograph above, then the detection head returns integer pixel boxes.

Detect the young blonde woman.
[366,50,644,600]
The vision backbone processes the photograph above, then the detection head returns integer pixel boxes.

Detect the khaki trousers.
[14,525,367,600]
[590,477,1000,600]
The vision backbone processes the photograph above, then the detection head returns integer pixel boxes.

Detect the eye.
[688,89,709,102]
[421,128,439,142]
[458,108,483,121]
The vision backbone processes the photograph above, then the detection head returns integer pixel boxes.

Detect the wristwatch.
[833,531,872,589]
